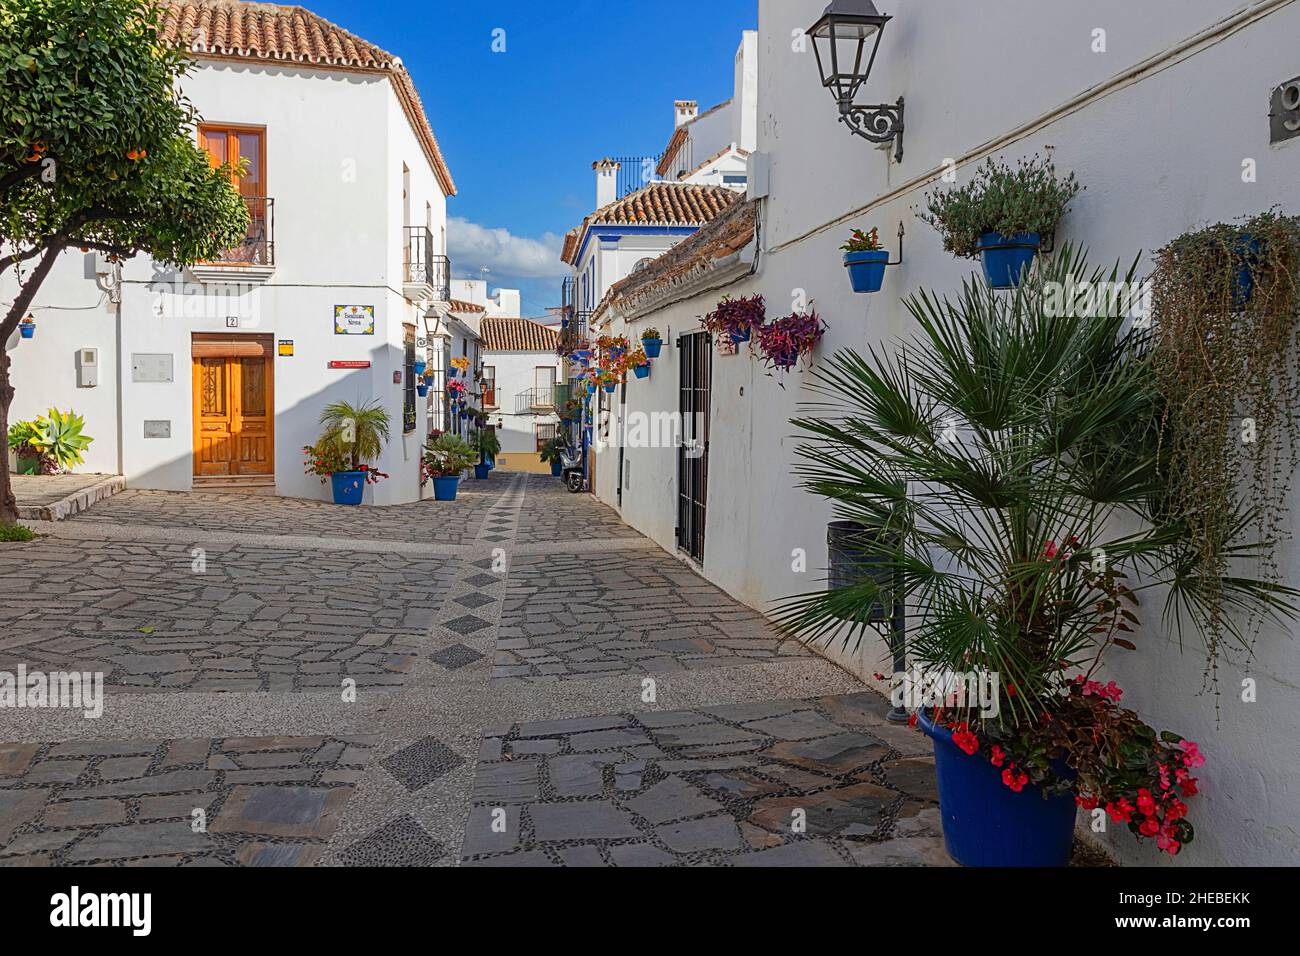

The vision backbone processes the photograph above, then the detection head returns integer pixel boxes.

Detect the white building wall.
[4,60,451,507]
[594,0,1300,866]
[484,349,561,456]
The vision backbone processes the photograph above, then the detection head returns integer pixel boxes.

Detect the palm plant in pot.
[777,247,1297,866]
[471,428,501,480]
[540,436,567,477]
[422,433,478,501]
[919,154,1079,290]
[306,400,391,506]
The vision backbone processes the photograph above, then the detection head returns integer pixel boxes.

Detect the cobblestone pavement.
[1,473,950,867]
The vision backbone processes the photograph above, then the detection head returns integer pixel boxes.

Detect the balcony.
[516,388,557,416]
[556,309,592,356]
[191,197,275,284]
[403,227,451,303]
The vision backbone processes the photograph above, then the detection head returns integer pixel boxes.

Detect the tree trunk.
[0,344,17,525]
[0,243,66,526]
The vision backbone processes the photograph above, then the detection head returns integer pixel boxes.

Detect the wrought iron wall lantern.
[807,0,904,162]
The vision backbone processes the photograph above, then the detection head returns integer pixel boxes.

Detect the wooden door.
[192,336,275,478]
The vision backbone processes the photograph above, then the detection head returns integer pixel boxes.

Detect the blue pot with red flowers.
[918,710,1076,867]
[977,232,1041,290]
[844,250,890,293]
[19,318,35,339]
[330,472,367,507]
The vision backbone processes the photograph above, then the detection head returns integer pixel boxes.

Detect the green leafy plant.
[1,0,250,524]
[1149,210,1300,680]
[422,433,477,480]
[0,523,35,542]
[918,154,1080,259]
[539,436,567,466]
[7,418,42,457]
[316,400,391,473]
[471,428,501,461]
[31,408,92,470]
[775,247,1297,853]
[841,227,883,253]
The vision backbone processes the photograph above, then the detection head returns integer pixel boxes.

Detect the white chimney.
[674,100,699,128]
[593,158,621,208]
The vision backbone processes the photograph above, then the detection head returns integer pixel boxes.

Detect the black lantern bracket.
[841,96,904,162]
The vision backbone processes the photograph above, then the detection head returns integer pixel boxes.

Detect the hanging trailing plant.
[755,310,826,372]
[1150,210,1300,680]
[702,294,766,341]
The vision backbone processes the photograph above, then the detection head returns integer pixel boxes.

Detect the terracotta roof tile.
[447,299,486,314]
[597,200,758,318]
[482,317,561,352]
[561,182,741,265]
[160,1,455,195]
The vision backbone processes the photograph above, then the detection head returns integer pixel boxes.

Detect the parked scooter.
[560,442,585,494]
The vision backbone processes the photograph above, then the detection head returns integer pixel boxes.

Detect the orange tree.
[0,0,248,523]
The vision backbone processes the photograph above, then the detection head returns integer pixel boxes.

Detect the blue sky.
[307,0,757,315]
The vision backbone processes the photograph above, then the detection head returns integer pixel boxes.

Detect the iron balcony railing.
[207,196,275,266]
[403,226,452,300]
[608,154,665,198]
[557,310,592,355]
[515,387,557,416]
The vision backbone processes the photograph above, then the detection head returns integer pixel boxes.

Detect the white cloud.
[447,217,569,281]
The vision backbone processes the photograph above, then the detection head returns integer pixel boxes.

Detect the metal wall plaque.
[132,353,174,383]
[143,420,171,439]
[1270,76,1300,145]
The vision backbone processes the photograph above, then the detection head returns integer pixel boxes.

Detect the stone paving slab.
[0,735,378,866]
[0,537,452,693]
[459,691,953,867]
[14,474,125,522]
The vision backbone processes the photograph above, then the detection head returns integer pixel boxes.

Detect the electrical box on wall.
[75,348,98,387]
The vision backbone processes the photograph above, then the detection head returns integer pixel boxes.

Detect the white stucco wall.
[3,59,451,506]
[483,350,562,455]
[593,0,1300,866]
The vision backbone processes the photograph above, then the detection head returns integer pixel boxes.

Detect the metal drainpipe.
[112,264,124,477]
[616,379,627,508]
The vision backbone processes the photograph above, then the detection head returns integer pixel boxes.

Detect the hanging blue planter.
[844,250,890,293]
[731,327,751,344]
[633,364,650,380]
[19,323,35,339]
[1231,234,1262,308]
[412,360,428,376]
[433,475,460,501]
[416,383,429,397]
[586,383,597,395]
[603,384,617,394]
[642,337,663,359]
[330,472,367,507]
[977,232,1041,289]
[918,711,1076,867]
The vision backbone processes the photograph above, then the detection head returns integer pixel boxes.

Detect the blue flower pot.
[474,463,491,480]
[416,384,429,397]
[551,461,563,477]
[844,250,890,293]
[977,232,1041,290]
[433,476,461,501]
[1232,234,1262,308]
[642,338,663,359]
[330,472,367,506]
[413,361,428,376]
[731,328,751,344]
[19,324,35,339]
[603,384,617,394]
[919,711,1076,867]
[587,384,597,395]
[633,364,650,380]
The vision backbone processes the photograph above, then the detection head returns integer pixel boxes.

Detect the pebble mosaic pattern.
[0,735,377,866]
[461,692,954,867]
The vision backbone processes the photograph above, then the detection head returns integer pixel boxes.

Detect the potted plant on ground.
[540,436,567,477]
[756,310,827,373]
[703,294,765,344]
[919,154,1080,289]
[471,428,501,480]
[841,228,890,293]
[778,247,1297,866]
[641,327,664,360]
[8,420,50,475]
[306,399,391,506]
[422,433,478,501]
[8,409,93,474]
